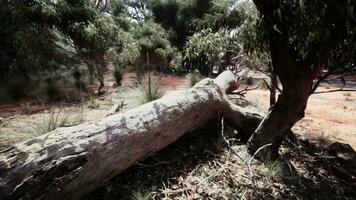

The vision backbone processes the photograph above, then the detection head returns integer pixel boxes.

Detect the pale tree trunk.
[0,71,261,200]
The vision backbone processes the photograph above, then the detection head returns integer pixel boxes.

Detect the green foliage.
[257,161,285,182]
[148,0,244,49]
[254,0,355,76]
[21,103,36,115]
[138,73,166,103]
[133,20,175,69]
[108,30,141,68]
[130,187,152,200]
[184,28,230,74]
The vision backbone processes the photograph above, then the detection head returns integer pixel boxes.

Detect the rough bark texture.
[246,29,316,159]
[0,71,260,200]
[246,0,318,159]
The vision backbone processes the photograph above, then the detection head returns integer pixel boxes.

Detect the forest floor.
[0,73,355,199]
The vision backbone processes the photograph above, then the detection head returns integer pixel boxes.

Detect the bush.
[186,71,204,87]
[72,69,87,92]
[138,73,166,103]
[113,67,125,86]
[6,78,31,101]
[31,72,84,101]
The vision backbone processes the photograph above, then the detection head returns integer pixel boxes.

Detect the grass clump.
[186,70,204,87]
[138,73,166,104]
[21,103,36,115]
[131,187,152,200]
[316,131,332,148]
[32,106,70,135]
[257,161,285,182]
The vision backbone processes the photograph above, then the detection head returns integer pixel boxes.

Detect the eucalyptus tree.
[246,0,356,159]
[184,29,230,76]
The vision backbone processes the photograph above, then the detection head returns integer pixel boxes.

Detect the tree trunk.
[0,71,261,200]
[246,29,317,160]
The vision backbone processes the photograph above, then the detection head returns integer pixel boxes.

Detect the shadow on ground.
[87,124,356,200]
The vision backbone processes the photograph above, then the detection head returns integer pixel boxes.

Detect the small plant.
[72,104,85,125]
[131,187,152,200]
[138,73,166,103]
[32,106,70,135]
[317,131,332,147]
[21,103,36,115]
[87,97,100,109]
[186,70,204,87]
[257,161,285,182]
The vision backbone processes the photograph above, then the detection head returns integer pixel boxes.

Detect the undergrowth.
[31,106,70,135]
[138,73,166,103]
[186,71,204,88]
[87,124,356,200]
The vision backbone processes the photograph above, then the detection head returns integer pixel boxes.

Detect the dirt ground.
[245,87,356,148]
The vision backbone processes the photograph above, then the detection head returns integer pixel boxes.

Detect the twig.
[313,88,356,94]
[228,84,261,96]
[220,117,259,191]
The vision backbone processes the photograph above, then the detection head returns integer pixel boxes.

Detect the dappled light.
[0,0,355,199]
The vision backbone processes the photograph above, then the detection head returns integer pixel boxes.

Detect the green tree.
[133,20,175,72]
[184,29,231,77]
[148,0,243,49]
[246,0,356,159]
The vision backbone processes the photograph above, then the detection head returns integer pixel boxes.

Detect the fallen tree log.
[0,71,262,200]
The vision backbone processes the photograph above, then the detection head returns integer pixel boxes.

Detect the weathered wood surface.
[0,71,261,200]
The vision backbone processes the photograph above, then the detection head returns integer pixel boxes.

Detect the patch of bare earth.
[244,87,356,149]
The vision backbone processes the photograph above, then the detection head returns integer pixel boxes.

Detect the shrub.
[138,73,166,103]
[257,161,285,182]
[21,103,36,115]
[6,78,30,101]
[317,131,332,148]
[131,187,152,200]
[113,67,125,86]
[186,71,204,87]
[72,69,87,92]
[32,106,70,135]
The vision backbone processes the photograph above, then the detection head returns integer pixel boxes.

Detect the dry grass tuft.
[186,71,204,88]
[138,73,166,104]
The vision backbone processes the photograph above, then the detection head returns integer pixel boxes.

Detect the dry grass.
[186,71,204,88]
[131,188,152,200]
[87,128,356,200]
[138,73,166,104]
[316,131,333,148]
[31,106,71,135]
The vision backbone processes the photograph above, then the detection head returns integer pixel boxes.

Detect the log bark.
[0,71,261,200]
